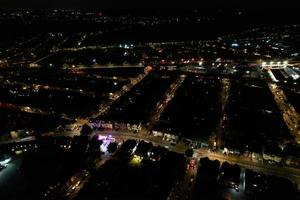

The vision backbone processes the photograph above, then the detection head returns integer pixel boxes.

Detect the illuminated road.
[0,101,73,121]
[196,149,300,190]
[92,72,148,118]
[74,65,145,69]
[148,74,186,130]
[53,126,300,191]
[212,78,231,148]
[0,136,36,145]
[60,170,90,200]
[167,158,197,200]
[111,130,300,191]
[268,83,300,142]
[9,125,300,195]
[0,77,89,96]
[29,53,53,66]
[96,131,300,190]
[62,154,111,200]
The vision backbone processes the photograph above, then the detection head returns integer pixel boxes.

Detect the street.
[268,83,300,142]
[148,74,186,129]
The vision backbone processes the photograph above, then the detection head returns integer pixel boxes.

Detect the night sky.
[0,0,298,10]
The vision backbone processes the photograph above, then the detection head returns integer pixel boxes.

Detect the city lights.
[261,60,289,68]
[0,7,299,200]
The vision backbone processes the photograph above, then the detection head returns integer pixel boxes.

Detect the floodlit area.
[129,155,143,167]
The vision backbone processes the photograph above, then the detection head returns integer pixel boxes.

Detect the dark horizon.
[0,0,299,10]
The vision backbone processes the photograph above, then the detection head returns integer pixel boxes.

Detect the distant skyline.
[0,0,299,10]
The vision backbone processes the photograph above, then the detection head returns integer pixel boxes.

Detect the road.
[29,53,53,66]
[50,122,300,191]
[268,83,300,142]
[62,154,111,200]
[167,157,198,200]
[94,130,300,190]
[196,149,300,190]
[0,136,36,145]
[92,72,148,118]
[0,76,90,95]
[148,74,186,130]
[212,78,231,148]
[0,101,73,121]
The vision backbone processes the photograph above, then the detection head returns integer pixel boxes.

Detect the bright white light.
[277,61,281,65]
[270,61,274,65]
[100,143,108,152]
[0,157,11,165]
[262,62,266,66]
[223,148,228,154]
[284,61,288,65]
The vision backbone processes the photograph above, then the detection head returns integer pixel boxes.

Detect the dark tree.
[71,136,89,153]
[136,140,153,157]
[107,142,118,154]
[185,148,194,157]
[80,124,93,136]
[119,139,137,154]
[88,135,103,152]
